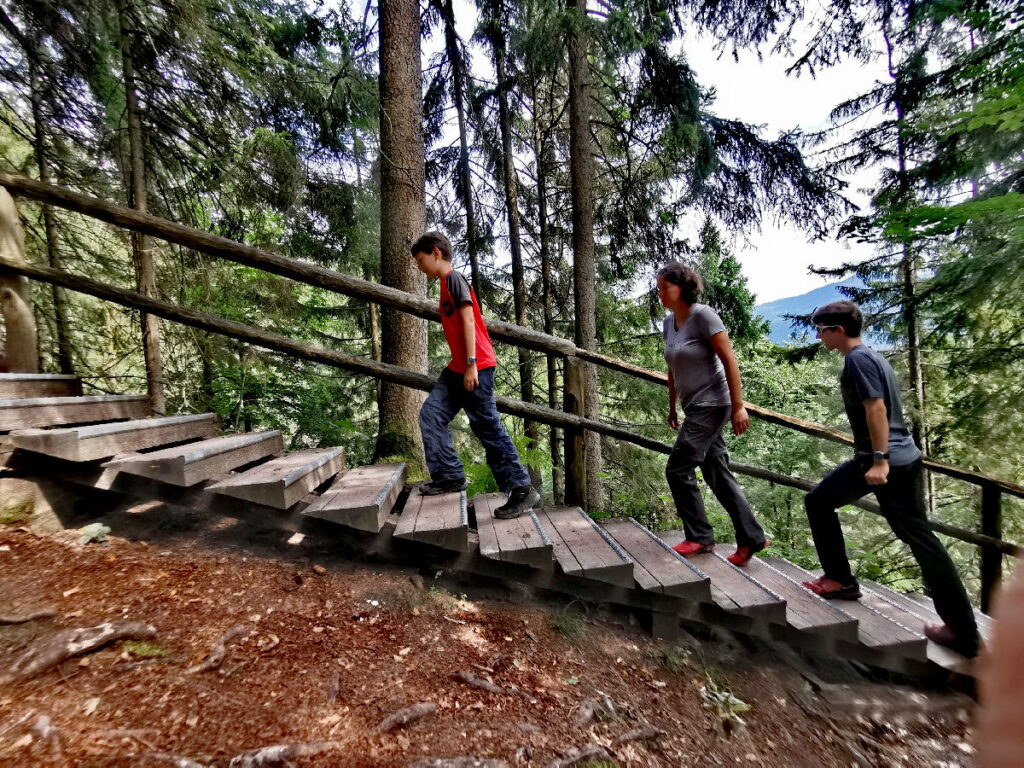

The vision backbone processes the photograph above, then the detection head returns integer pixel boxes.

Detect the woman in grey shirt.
[657,262,768,566]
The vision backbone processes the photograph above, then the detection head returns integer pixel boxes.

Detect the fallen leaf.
[567,678,579,686]
[398,647,411,656]
[62,586,81,598]
[312,565,327,575]
[12,733,32,748]
[84,697,101,715]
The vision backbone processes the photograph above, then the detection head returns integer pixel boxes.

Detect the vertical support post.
[0,188,39,372]
[980,483,1002,614]
[563,355,587,507]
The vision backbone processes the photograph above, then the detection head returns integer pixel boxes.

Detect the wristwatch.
[465,357,477,365]
[872,450,890,462]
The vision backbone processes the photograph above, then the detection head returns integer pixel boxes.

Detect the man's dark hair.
[657,262,703,304]
[411,231,453,261]
[811,300,863,338]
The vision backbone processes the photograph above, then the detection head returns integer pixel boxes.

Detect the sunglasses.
[814,324,841,333]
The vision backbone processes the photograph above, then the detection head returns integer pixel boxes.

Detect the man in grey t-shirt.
[802,300,980,658]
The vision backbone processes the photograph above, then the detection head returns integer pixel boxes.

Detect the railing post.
[0,188,39,372]
[980,483,1003,614]
[563,355,587,507]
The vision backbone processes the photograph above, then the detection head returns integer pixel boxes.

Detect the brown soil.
[0,500,976,767]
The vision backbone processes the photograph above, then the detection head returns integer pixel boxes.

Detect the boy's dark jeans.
[806,456,980,647]
[665,404,766,548]
[419,366,531,494]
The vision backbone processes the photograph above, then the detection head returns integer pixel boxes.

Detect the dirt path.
[0,501,976,767]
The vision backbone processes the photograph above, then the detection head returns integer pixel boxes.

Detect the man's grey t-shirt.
[662,305,731,410]
[840,344,921,466]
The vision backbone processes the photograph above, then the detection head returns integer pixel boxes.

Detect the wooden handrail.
[1,173,1021,499]
[1,255,1018,558]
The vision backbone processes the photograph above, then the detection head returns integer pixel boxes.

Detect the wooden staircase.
[0,372,981,679]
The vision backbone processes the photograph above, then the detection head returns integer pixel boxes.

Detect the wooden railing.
[0,172,1019,611]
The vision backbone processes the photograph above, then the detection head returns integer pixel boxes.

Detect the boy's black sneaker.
[420,478,468,496]
[495,485,541,519]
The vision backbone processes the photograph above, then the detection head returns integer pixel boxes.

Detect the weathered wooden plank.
[473,493,553,570]
[718,544,858,642]
[104,431,283,486]
[536,507,633,587]
[0,373,82,399]
[763,557,927,661]
[602,518,711,601]
[302,462,406,533]
[394,487,468,551]
[0,394,149,431]
[10,414,218,462]
[659,531,787,622]
[895,587,995,637]
[208,446,344,509]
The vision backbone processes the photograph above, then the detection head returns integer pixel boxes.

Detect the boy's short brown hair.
[811,300,863,338]
[657,262,703,304]
[411,231,453,261]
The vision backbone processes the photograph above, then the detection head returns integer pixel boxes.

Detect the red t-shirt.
[440,270,497,374]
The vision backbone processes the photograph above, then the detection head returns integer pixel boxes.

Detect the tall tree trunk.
[438,0,481,298]
[491,9,540,488]
[566,0,602,512]
[118,0,165,415]
[0,188,38,373]
[374,0,428,466]
[531,83,562,502]
[886,28,929,509]
[0,10,73,373]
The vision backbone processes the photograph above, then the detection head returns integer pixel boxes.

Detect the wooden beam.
[2,173,1021,500]
[0,256,1018,558]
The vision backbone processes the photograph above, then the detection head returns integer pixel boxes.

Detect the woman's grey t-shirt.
[663,305,731,410]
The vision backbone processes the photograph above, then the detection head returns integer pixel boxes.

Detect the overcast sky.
[680,32,888,302]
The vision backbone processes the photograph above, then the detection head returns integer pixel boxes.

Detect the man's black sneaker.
[494,485,541,519]
[420,478,467,496]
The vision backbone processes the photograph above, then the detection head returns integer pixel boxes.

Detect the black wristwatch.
[872,450,890,463]
[465,357,477,365]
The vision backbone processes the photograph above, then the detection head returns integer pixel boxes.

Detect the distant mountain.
[755,277,864,345]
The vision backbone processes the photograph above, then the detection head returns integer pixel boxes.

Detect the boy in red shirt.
[411,232,541,519]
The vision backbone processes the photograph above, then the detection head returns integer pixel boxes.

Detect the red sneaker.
[672,540,715,558]
[727,539,771,567]
[801,576,862,600]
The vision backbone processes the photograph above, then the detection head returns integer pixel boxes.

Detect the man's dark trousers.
[805,456,979,649]
[419,366,531,494]
[665,405,766,548]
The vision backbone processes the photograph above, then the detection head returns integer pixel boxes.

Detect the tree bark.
[438,0,481,298]
[118,0,165,415]
[566,0,602,511]
[375,0,428,466]
[491,7,540,488]
[531,83,563,502]
[0,10,72,373]
[0,189,38,372]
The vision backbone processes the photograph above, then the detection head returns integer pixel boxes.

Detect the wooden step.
[659,532,787,621]
[394,486,469,551]
[303,462,406,532]
[718,545,858,642]
[208,447,345,510]
[763,557,927,661]
[104,431,283,486]
[535,507,633,587]
[474,493,553,570]
[602,518,711,601]
[0,373,82,399]
[0,394,149,431]
[856,584,975,673]
[9,414,218,462]
[897,586,995,639]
